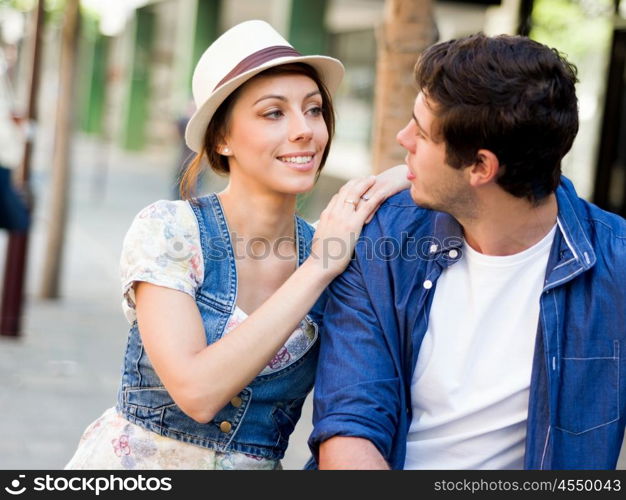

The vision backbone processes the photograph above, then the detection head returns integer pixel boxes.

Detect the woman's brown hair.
[180,63,336,200]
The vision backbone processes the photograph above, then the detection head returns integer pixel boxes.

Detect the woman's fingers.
[358,188,387,223]
[310,176,380,277]
[337,176,376,214]
[357,164,411,222]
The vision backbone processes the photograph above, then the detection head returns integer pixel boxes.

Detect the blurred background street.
[2,0,626,470]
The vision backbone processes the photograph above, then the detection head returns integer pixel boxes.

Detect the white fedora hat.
[185,20,345,153]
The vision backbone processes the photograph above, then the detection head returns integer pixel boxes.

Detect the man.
[308,33,626,470]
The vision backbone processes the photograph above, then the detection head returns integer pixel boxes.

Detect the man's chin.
[409,187,432,210]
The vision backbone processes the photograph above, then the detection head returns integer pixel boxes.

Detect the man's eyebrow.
[254,90,321,105]
[412,112,429,137]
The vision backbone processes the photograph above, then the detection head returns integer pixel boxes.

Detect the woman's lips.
[277,154,315,172]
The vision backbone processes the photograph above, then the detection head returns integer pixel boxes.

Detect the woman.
[66,20,409,470]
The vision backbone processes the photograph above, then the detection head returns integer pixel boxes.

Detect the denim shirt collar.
[544,177,596,290]
[428,176,596,286]
[427,212,464,271]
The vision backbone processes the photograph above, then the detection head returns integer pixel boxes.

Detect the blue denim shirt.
[116,193,324,460]
[309,177,626,469]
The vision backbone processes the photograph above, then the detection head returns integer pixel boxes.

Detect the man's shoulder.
[585,202,626,240]
[564,194,626,279]
[584,205,626,271]
[364,189,434,235]
[559,177,626,241]
[378,189,421,211]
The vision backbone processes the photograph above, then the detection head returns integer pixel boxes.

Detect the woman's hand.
[307,165,410,278]
[309,176,381,278]
[362,164,410,223]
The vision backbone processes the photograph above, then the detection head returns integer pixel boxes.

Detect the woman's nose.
[289,113,314,142]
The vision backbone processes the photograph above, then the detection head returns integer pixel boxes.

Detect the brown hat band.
[213,45,303,91]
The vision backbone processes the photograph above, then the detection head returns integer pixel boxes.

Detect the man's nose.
[396,121,412,150]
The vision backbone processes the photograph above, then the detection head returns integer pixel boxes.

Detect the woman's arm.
[135,258,330,423]
[135,176,387,423]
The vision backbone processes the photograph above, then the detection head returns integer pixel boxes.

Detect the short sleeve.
[120,199,204,324]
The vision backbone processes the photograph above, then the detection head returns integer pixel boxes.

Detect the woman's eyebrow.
[254,94,286,104]
[254,90,321,105]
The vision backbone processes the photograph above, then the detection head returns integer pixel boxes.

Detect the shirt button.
[448,249,458,259]
[230,396,243,408]
[423,280,433,290]
[219,421,232,433]
[429,244,438,254]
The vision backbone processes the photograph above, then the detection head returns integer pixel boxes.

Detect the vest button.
[219,421,232,433]
[230,396,243,408]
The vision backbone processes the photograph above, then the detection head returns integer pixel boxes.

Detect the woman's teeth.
[279,156,313,164]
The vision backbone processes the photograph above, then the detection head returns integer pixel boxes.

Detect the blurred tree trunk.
[371,0,438,173]
[40,0,80,298]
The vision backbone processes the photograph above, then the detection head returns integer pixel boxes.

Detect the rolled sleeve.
[308,254,401,462]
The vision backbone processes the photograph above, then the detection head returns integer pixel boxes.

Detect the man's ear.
[467,149,499,188]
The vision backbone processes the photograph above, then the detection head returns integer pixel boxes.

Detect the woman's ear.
[467,149,499,188]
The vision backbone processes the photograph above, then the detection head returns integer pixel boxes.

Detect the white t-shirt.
[404,224,556,470]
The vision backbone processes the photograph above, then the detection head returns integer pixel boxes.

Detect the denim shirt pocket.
[554,340,620,435]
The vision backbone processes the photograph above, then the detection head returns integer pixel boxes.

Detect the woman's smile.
[276,152,316,172]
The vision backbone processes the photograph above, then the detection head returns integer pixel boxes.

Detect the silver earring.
[222,147,230,154]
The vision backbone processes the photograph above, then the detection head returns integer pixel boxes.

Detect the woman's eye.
[307,106,323,116]
[264,110,283,119]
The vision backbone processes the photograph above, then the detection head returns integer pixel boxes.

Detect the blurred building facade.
[1,0,620,201]
[71,0,526,181]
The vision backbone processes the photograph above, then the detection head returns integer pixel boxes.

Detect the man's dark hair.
[414,33,579,203]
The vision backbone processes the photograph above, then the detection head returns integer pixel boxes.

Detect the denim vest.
[116,193,322,460]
